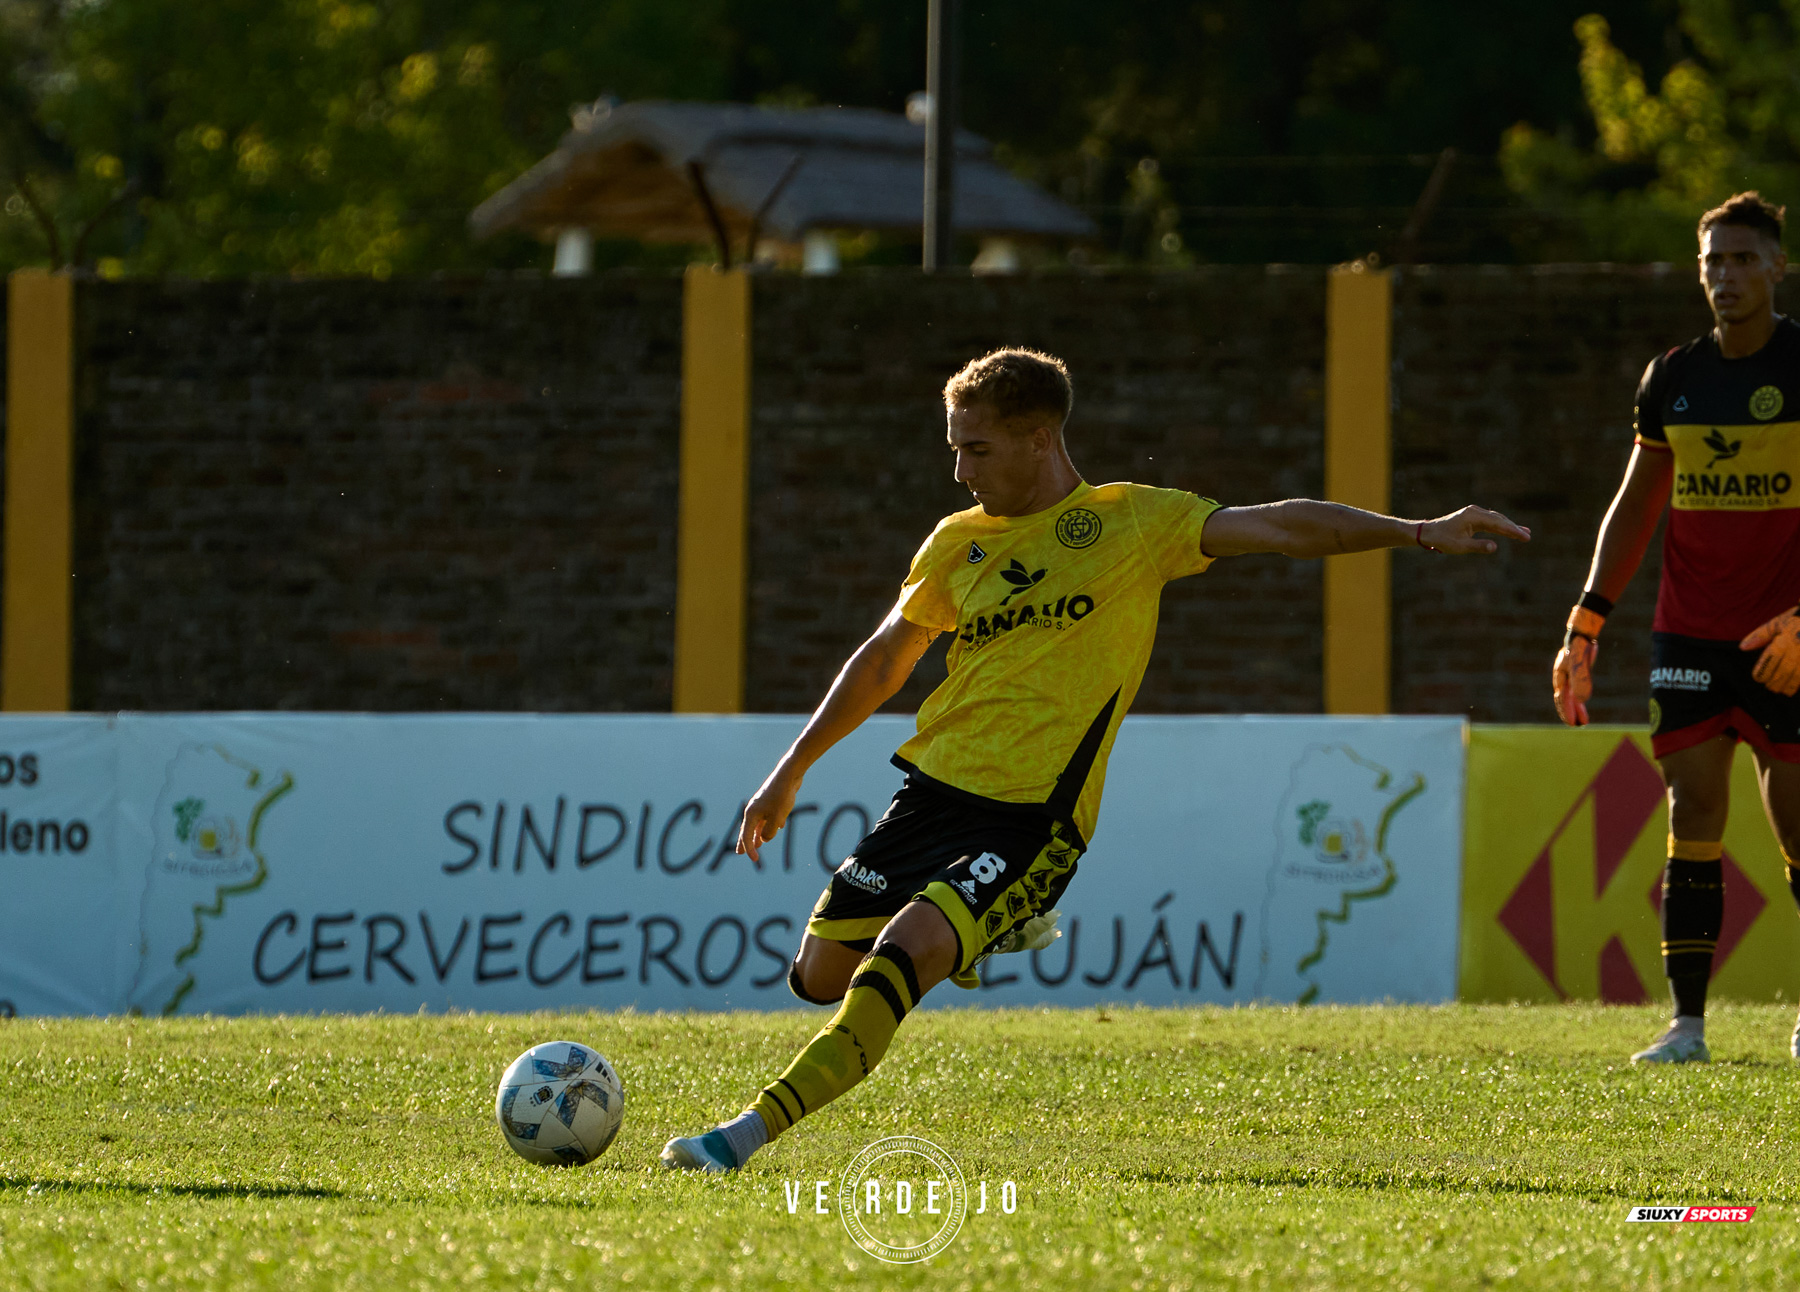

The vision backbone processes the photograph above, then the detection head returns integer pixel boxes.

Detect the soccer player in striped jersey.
[1553,192,1800,1064]
[664,347,1527,1172]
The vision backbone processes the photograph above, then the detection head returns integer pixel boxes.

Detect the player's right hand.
[1741,606,1800,695]
[1553,607,1604,726]
[737,768,802,863]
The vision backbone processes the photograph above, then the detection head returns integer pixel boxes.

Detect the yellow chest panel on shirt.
[945,506,1141,659]
[1666,421,1800,511]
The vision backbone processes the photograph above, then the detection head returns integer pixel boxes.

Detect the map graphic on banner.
[1255,744,1425,1003]
[127,745,293,1016]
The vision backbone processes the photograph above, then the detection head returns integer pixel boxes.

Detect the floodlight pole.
[923,0,958,271]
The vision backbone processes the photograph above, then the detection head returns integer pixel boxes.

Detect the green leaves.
[1502,4,1800,261]
[0,0,731,276]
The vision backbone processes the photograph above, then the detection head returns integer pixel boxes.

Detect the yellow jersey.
[892,481,1221,846]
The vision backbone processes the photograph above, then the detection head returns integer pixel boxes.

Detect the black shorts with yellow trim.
[807,773,1083,974]
[1651,631,1800,763]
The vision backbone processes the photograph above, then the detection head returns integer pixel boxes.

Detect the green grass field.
[2,1003,1796,1290]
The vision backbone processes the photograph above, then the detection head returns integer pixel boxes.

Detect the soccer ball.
[494,1041,626,1167]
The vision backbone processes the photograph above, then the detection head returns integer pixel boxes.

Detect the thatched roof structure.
[469,100,1095,249]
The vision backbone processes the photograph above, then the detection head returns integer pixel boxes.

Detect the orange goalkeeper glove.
[1741,606,1800,696]
[1553,604,1605,726]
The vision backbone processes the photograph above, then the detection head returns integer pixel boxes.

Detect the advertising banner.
[0,714,1465,1016]
[1460,726,1800,1003]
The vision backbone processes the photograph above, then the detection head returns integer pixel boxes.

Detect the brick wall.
[26,265,1733,719]
[747,269,1327,715]
[1390,265,1710,722]
[72,276,683,710]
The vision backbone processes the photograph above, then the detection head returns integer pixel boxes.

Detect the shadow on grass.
[0,1176,345,1202]
[1115,1166,1791,1206]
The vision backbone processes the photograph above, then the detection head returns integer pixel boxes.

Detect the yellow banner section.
[1666,421,1800,511]
[1461,726,1800,1002]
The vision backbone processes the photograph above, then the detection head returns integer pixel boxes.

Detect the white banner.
[0,714,1465,1016]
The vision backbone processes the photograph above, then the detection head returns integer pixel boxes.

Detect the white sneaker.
[660,1130,736,1173]
[1790,1009,1800,1060]
[1630,1025,1711,1065]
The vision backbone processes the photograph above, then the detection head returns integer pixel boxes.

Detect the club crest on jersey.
[1055,508,1103,549]
[1751,384,1785,420]
[967,541,986,564]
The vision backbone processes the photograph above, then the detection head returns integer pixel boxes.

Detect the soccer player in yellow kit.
[663,348,1528,1172]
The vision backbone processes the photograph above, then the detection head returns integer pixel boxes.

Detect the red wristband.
[1415,521,1436,552]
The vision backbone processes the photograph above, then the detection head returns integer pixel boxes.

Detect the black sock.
[1787,861,1800,915]
[1661,857,1723,1018]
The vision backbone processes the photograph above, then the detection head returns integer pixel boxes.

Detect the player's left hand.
[1416,506,1531,554]
[1741,606,1800,695]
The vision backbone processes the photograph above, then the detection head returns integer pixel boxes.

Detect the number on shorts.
[970,853,1007,885]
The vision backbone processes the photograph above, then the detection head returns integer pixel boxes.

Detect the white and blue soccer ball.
[495,1041,626,1167]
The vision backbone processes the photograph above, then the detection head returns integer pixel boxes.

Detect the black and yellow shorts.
[807,774,1083,974]
[1651,631,1800,763]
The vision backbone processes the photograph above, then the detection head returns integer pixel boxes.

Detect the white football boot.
[660,1130,737,1173]
[1630,1021,1711,1065]
[1789,1007,1800,1060]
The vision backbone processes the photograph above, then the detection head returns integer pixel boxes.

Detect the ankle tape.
[1668,836,1723,862]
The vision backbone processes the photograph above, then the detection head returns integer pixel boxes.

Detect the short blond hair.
[942,348,1073,427]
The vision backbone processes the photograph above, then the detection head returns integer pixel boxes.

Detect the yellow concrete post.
[1323,265,1393,715]
[4,270,75,712]
[673,265,752,713]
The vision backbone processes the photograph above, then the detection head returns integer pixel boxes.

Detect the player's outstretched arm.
[736,605,940,862]
[1553,445,1673,725]
[1200,499,1530,559]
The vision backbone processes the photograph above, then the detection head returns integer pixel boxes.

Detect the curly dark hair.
[942,348,1073,427]
[1698,191,1785,245]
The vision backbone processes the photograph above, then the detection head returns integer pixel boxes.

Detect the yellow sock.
[749,945,921,1139]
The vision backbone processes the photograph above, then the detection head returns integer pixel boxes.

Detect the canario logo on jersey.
[997,559,1046,604]
[1703,429,1741,467]
[957,593,1096,648]
[1650,667,1712,692]
[1666,423,1800,510]
[836,859,889,894]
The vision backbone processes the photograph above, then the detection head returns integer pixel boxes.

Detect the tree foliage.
[1503,3,1800,261]
[0,0,1691,274]
[0,0,726,275]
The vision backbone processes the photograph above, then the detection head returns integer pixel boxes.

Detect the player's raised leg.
[1633,736,1732,1064]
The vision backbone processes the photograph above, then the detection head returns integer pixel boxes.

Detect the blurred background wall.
[13,265,1708,722]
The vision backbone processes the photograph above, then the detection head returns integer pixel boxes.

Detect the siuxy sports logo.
[1627,1205,1754,1222]
[967,542,986,564]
